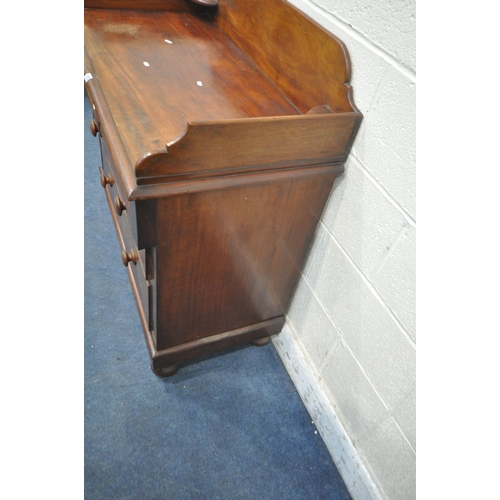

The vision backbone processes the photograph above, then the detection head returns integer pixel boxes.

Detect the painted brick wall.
[275,1,416,499]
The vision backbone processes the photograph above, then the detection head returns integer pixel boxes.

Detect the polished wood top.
[84,9,300,166]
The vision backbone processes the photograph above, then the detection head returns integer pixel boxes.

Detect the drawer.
[98,131,142,241]
[97,127,157,337]
[98,155,142,261]
[99,134,130,212]
[99,160,138,259]
[102,175,151,327]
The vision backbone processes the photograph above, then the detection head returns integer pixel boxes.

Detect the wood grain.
[214,0,358,114]
[135,113,360,180]
[154,168,338,350]
[85,0,363,373]
[84,8,299,166]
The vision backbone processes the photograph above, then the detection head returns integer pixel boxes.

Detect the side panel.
[154,168,338,351]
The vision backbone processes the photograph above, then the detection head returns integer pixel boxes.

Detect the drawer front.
[96,120,157,342]
[99,144,151,330]
[98,132,141,242]
[102,174,150,328]
[97,128,158,251]
[99,159,138,262]
[99,135,131,213]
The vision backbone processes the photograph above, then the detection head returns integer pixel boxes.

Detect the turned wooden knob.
[122,248,139,266]
[100,171,114,188]
[114,196,126,216]
[90,119,99,137]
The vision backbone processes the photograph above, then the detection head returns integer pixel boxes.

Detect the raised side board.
[135,114,360,184]
[214,0,358,114]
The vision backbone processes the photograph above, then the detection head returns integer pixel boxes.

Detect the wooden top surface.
[84,8,300,165]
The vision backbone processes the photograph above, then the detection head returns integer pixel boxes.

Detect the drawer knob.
[114,196,126,216]
[100,171,115,188]
[122,248,139,267]
[90,119,99,137]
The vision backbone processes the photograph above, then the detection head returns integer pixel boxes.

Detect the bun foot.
[152,364,179,377]
[251,336,271,346]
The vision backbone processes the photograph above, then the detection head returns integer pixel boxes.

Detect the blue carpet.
[84,93,352,500]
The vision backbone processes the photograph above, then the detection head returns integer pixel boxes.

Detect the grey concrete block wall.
[276,1,416,498]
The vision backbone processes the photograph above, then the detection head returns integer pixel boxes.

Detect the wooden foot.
[251,336,271,346]
[151,364,179,377]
